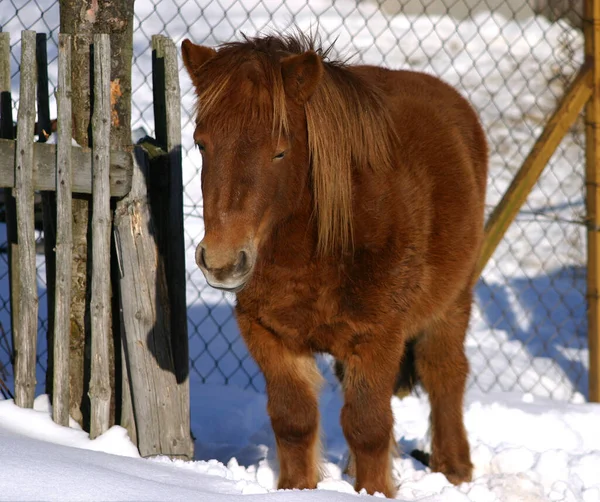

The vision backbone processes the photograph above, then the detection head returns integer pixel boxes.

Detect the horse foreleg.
[339,340,401,498]
[237,316,322,490]
[414,294,473,484]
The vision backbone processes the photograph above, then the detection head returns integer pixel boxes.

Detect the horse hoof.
[432,460,473,485]
[444,468,473,485]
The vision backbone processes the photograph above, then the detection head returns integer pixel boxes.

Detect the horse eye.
[196,142,205,152]
[273,151,285,160]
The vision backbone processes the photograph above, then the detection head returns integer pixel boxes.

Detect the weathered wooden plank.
[89,34,112,439]
[52,33,72,426]
[0,32,20,385]
[14,30,38,409]
[115,146,192,459]
[0,139,132,196]
[585,0,600,403]
[151,35,193,459]
[476,64,594,277]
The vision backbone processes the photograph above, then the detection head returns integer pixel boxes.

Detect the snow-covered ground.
[1,387,599,501]
[1,1,598,500]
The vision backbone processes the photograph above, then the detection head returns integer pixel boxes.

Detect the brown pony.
[182,32,487,498]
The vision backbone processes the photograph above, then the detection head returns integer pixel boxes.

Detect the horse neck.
[262,183,319,265]
[261,166,401,267]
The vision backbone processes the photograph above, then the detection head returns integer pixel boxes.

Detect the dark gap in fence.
[87,41,95,148]
[149,46,171,383]
[0,92,14,140]
[35,34,52,142]
[79,179,93,432]
[152,47,167,150]
[166,142,188,385]
[76,38,97,432]
[149,36,189,383]
[36,33,58,397]
[111,222,124,427]
[153,36,188,385]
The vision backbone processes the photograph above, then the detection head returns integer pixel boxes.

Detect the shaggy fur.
[182,32,487,498]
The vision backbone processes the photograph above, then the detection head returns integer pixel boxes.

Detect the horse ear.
[281,51,323,103]
[181,39,216,85]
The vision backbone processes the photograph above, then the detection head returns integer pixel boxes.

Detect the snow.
[2,0,599,500]
[1,388,600,501]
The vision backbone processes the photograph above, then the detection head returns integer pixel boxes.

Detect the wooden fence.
[0,31,193,458]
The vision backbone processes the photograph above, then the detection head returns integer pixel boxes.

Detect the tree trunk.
[59,0,134,428]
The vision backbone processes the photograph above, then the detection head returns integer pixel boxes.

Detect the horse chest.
[239,264,349,352]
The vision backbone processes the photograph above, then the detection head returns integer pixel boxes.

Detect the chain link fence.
[0,0,590,402]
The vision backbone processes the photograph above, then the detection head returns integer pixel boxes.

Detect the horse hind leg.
[414,290,474,485]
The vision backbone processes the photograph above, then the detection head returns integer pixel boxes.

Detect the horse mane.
[299,37,397,255]
[195,32,397,255]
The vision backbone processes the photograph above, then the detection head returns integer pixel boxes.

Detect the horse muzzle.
[195,242,255,292]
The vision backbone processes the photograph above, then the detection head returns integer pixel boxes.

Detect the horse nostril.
[197,245,208,270]
[236,250,248,273]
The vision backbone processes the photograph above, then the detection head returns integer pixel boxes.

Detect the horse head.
[182,37,323,291]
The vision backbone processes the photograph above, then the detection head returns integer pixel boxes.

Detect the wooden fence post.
[14,30,38,408]
[53,33,73,426]
[151,34,192,454]
[585,0,600,403]
[114,145,193,459]
[0,32,20,387]
[89,34,112,437]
